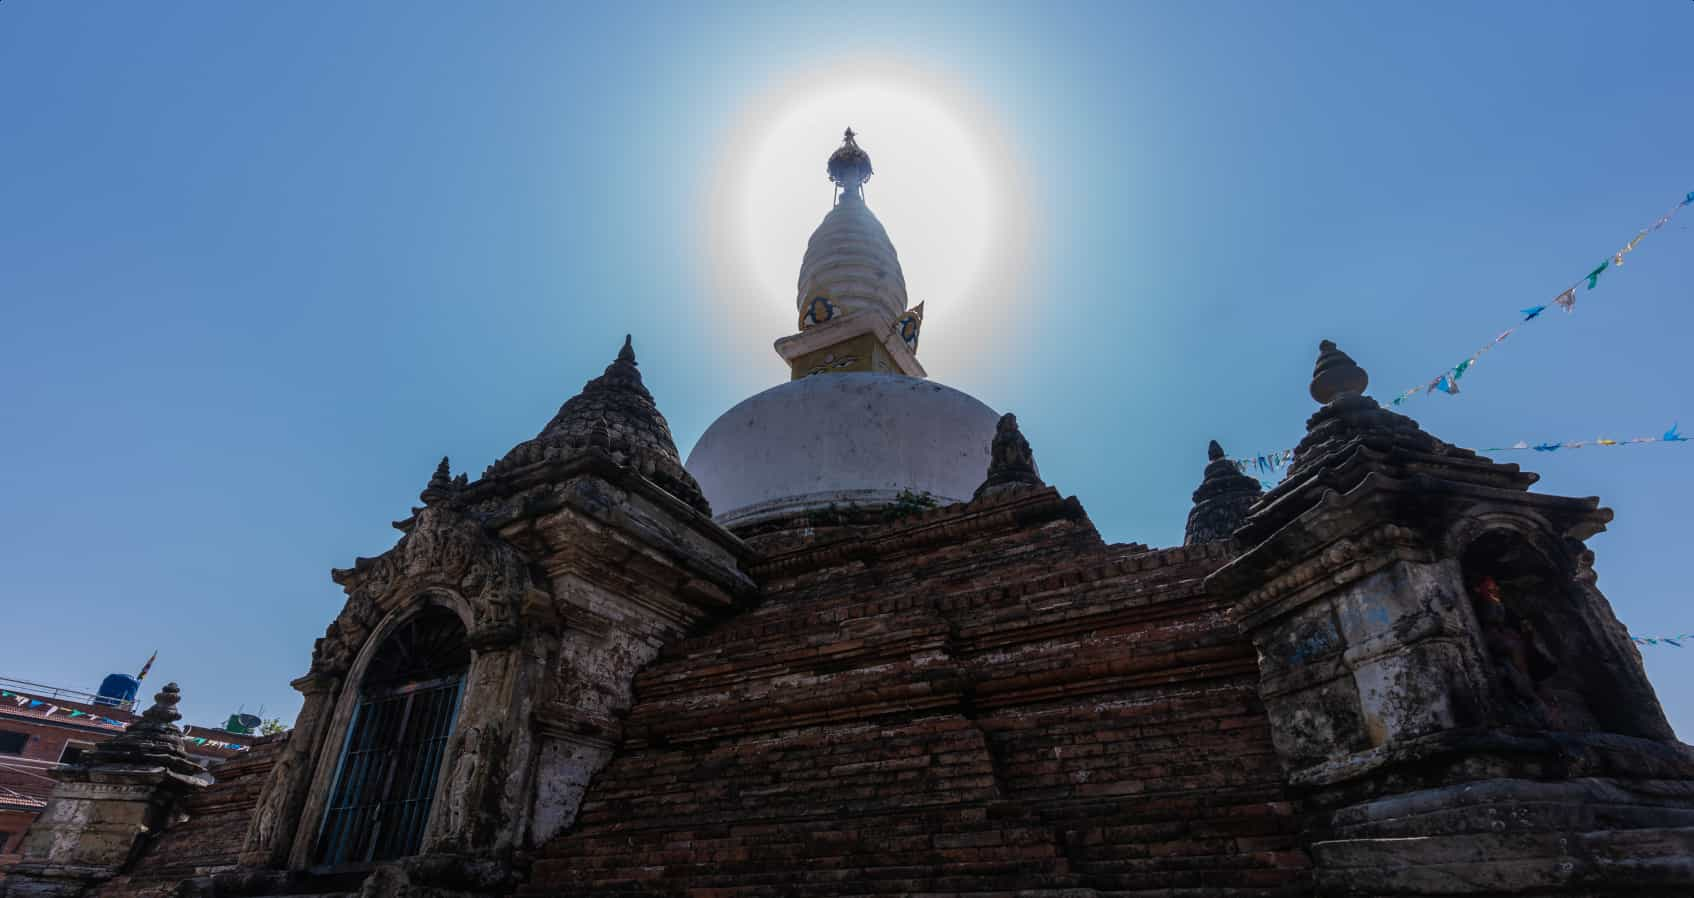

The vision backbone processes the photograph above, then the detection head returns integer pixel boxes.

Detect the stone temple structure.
[6,130,1694,898]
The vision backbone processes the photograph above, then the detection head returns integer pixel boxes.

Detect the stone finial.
[85,682,207,780]
[1185,440,1263,545]
[141,682,183,726]
[421,456,455,505]
[828,127,873,188]
[974,413,1045,500]
[598,334,644,391]
[1310,340,1369,405]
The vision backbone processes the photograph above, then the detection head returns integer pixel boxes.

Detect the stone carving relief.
[442,726,484,840]
[248,748,298,858]
[308,625,352,678]
[315,507,534,673]
[264,503,548,870]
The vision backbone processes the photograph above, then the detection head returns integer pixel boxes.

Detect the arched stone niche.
[305,597,473,868]
[246,505,555,873]
[286,592,475,870]
[1449,517,1671,740]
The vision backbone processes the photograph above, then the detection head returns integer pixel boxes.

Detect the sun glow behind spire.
[703,60,1034,380]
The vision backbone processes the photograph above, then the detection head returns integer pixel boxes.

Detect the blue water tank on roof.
[95,673,140,708]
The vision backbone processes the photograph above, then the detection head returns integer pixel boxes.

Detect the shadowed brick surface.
[525,489,1310,896]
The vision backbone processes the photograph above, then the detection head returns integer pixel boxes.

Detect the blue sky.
[3,2,1692,735]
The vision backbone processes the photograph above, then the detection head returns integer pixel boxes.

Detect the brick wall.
[526,489,1312,896]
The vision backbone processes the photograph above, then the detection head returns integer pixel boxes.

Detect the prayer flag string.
[1230,423,1690,480]
[1391,189,1694,407]
[1631,634,1694,647]
[0,688,249,750]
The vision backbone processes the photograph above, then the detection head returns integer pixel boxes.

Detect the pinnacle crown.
[1310,340,1369,404]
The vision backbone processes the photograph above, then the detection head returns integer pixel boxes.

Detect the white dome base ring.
[685,373,999,528]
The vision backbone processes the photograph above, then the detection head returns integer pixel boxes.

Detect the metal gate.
[313,675,463,867]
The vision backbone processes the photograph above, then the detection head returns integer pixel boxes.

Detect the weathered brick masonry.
[10,130,1693,898]
[526,487,1310,895]
[7,339,1693,898]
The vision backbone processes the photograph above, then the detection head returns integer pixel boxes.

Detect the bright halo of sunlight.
[705,61,1032,380]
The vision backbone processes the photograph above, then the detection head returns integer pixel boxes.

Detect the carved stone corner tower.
[1184,439,1263,546]
[231,336,754,898]
[1,684,211,898]
[973,412,1045,501]
[1205,340,1694,895]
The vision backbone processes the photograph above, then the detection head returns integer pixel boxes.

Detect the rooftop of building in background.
[0,673,260,772]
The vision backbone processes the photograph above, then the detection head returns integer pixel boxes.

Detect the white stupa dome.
[688,130,997,528]
[685,373,998,528]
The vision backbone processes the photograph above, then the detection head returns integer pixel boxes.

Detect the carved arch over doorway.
[254,506,552,872]
[312,602,470,868]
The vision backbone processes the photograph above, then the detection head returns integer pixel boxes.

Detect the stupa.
[687,128,1000,528]
[7,131,1694,898]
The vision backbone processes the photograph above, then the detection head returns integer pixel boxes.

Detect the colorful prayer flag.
[1393,189,1689,405]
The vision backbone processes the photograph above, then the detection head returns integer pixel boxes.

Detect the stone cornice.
[1286,726,1694,790]
[500,482,756,606]
[289,672,340,696]
[1211,464,1613,631]
[405,449,751,561]
[332,456,756,649]
[1229,520,1430,633]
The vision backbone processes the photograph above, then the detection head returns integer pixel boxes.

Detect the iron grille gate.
[313,676,463,867]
